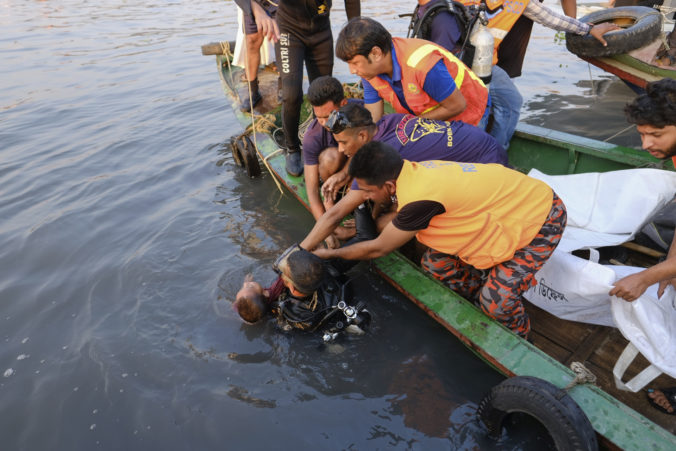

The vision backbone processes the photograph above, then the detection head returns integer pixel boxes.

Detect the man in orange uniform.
[335,17,489,127]
[311,141,567,338]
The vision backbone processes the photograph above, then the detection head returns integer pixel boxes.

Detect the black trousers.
[275,24,333,151]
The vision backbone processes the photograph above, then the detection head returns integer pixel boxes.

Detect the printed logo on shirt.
[407,83,420,94]
[395,114,453,147]
[419,161,478,172]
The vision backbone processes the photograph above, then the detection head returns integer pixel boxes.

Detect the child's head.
[234,274,268,323]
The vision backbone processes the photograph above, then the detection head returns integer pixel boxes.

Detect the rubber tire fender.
[565,6,663,58]
[477,376,598,451]
[239,135,262,178]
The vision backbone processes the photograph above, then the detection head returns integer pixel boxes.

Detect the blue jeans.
[488,65,522,150]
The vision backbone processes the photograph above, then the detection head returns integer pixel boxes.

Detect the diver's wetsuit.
[266,271,355,332]
[275,0,360,153]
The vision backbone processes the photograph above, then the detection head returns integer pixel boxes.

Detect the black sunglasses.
[326,110,356,134]
[272,243,302,275]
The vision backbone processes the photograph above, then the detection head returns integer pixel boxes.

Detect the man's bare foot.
[647,388,676,415]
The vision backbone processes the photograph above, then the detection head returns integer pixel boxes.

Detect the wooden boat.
[566,4,676,93]
[206,46,676,449]
[581,38,676,93]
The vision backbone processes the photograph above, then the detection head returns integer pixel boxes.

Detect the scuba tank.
[469,7,494,85]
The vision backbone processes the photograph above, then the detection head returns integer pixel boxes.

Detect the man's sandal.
[646,387,676,415]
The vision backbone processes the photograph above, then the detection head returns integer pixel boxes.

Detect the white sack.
[528,168,676,252]
[232,8,275,68]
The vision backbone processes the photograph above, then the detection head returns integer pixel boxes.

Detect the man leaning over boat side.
[299,102,508,251]
[334,17,489,128]
[608,79,676,416]
[303,76,364,249]
[610,79,676,303]
[310,141,567,338]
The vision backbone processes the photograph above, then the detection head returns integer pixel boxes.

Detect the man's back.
[373,113,507,165]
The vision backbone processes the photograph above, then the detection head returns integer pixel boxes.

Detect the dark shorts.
[243,0,277,35]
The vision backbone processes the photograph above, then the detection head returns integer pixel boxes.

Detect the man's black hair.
[307,76,345,107]
[348,141,404,186]
[625,79,676,128]
[336,17,392,62]
[286,249,325,294]
[340,102,375,130]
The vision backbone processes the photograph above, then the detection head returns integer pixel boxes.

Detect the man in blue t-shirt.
[304,102,507,249]
[303,76,364,249]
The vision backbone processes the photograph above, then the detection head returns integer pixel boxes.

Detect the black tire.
[240,135,262,178]
[477,376,598,451]
[566,6,663,58]
[229,135,244,167]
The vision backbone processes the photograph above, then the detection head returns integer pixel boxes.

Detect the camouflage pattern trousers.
[421,193,567,338]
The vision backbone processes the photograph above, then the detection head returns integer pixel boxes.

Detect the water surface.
[0,0,642,449]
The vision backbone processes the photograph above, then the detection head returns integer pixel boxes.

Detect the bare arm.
[304,164,326,220]
[313,222,418,260]
[300,189,366,250]
[420,89,466,122]
[610,230,676,301]
[560,0,576,18]
[365,100,384,123]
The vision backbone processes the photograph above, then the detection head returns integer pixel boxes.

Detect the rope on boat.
[342,82,364,99]
[241,40,285,195]
[562,362,597,392]
[603,123,635,142]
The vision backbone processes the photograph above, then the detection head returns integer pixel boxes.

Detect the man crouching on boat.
[303,76,364,249]
[299,102,508,252]
[310,142,567,338]
[234,244,369,339]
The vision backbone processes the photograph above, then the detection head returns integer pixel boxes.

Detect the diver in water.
[234,244,370,341]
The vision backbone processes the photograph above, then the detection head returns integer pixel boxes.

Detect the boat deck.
[528,300,676,435]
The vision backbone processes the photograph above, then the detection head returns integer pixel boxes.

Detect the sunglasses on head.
[326,110,356,134]
[272,243,303,275]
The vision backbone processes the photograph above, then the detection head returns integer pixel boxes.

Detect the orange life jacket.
[395,160,553,269]
[368,37,488,126]
[459,0,530,65]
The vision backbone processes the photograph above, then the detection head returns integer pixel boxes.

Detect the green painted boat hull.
[215,54,676,450]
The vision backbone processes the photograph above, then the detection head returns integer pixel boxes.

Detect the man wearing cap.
[309,141,567,338]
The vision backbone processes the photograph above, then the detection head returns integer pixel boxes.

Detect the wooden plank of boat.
[579,37,676,92]
[212,52,676,449]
